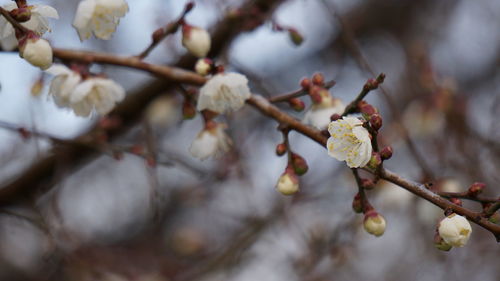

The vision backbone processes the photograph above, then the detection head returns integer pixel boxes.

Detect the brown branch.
[0,6,29,34]
[268,80,336,103]
[342,73,385,116]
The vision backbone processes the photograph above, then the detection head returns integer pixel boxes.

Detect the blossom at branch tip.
[182,25,211,58]
[197,72,251,114]
[19,36,53,70]
[0,3,58,51]
[276,168,299,195]
[189,123,232,160]
[326,116,372,168]
[72,0,129,41]
[438,214,472,247]
[303,94,345,129]
[46,64,125,117]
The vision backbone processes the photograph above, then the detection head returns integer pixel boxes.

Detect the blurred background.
[0,0,499,280]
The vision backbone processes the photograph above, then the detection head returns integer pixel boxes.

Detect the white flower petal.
[32,5,59,19]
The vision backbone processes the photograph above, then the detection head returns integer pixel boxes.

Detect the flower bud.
[363,210,386,237]
[291,153,308,176]
[195,58,213,76]
[330,113,341,121]
[10,8,31,22]
[449,198,462,206]
[369,114,383,131]
[19,36,53,70]
[276,143,287,156]
[358,101,378,116]
[308,86,323,104]
[361,178,375,190]
[288,98,305,112]
[182,25,211,58]
[311,73,324,86]
[438,213,472,247]
[352,193,363,213]
[434,232,452,251]
[363,78,379,91]
[468,182,485,196]
[182,100,196,119]
[300,77,311,90]
[151,28,166,44]
[288,28,304,46]
[380,146,393,160]
[367,153,382,170]
[276,167,299,195]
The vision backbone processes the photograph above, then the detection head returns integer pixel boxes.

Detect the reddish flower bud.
[309,86,323,104]
[380,146,393,160]
[330,113,341,121]
[369,114,383,131]
[10,8,31,22]
[449,198,462,206]
[291,153,308,176]
[276,143,287,156]
[17,127,31,140]
[311,73,324,86]
[300,77,311,90]
[468,182,485,196]
[352,193,363,213]
[363,78,379,91]
[288,98,305,112]
[358,101,378,116]
[152,28,166,44]
[98,116,122,130]
[182,100,196,119]
[361,178,375,190]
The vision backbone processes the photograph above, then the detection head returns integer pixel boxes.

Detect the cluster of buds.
[363,73,386,92]
[467,182,485,197]
[274,130,309,195]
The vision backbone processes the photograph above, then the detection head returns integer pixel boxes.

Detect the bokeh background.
[0,0,499,280]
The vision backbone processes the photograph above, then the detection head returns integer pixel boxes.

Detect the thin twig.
[268,80,336,103]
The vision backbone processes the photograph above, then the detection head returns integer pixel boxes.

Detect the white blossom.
[327,116,372,168]
[189,123,232,160]
[182,26,211,58]
[438,214,472,247]
[0,3,58,51]
[46,65,125,117]
[197,73,251,114]
[72,0,129,41]
[303,96,344,129]
[19,37,53,70]
[145,95,180,128]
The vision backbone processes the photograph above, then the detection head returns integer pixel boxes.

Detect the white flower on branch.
[189,123,232,160]
[19,36,53,70]
[72,0,129,41]
[438,213,472,247]
[303,95,345,129]
[0,3,58,51]
[276,168,299,195]
[46,65,125,117]
[327,116,372,168]
[182,25,211,58]
[197,72,251,114]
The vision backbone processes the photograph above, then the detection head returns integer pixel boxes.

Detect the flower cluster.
[46,64,125,117]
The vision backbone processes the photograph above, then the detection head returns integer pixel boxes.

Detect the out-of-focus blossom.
[189,123,231,160]
[182,25,211,58]
[145,95,180,128]
[438,214,472,247]
[194,58,212,76]
[73,0,129,41]
[197,73,251,114]
[0,3,58,51]
[46,64,125,117]
[327,116,372,168]
[304,90,344,129]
